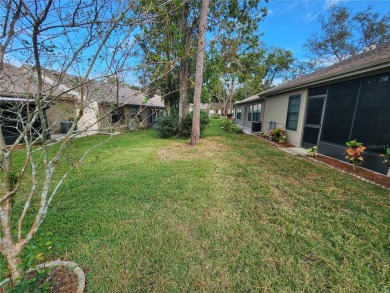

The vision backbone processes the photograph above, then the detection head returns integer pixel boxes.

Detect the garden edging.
[0,259,85,292]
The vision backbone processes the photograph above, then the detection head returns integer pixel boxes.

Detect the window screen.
[286,94,301,131]
[321,79,360,145]
[303,127,320,145]
[306,98,324,125]
[350,74,390,153]
[309,86,328,96]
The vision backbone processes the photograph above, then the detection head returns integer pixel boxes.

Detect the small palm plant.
[345,139,366,171]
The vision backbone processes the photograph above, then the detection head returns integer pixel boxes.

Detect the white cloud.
[304,12,319,22]
[324,0,350,9]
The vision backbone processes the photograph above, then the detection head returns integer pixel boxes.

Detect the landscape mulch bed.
[312,155,390,188]
[48,267,79,293]
[254,134,389,188]
[0,267,79,293]
[254,134,295,148]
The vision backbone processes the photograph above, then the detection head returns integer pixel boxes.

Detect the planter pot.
[60,122,76,134]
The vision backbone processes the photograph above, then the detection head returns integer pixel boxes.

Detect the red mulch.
[48,266,79,293]
[253,134,389,188]
[313,155,390,188]
[0,267,79,293]
[254,134,295,148]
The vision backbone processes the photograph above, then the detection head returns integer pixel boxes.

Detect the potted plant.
[345,139,366,171]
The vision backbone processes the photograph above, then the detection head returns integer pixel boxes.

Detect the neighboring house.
[234,42,390,175]
[0,64,77,144]
[42,70,165,133]
[1,64,165,145]
[209,102,232,116]
[189,103,210,114]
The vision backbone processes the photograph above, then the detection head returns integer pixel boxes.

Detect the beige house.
[0,64,78,144]
[209,102,232,116]
[1,64,164,144]
[234,42,390,175]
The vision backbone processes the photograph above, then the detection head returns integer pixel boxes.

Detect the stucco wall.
[263,89,308,146]
[98,103,112,129]
[46,100,76,133]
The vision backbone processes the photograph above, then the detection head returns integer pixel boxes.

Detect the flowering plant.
[269,127,286,143]
[345,139,366,170]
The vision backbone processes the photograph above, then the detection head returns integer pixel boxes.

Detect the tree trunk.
[178,4,189,134]
[3,249,23,284]
[190,0,209,145]
[179,58,189,133]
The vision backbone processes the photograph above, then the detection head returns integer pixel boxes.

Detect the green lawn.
[1,119,389,292]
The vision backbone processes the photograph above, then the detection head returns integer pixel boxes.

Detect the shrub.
[222,119,243,134]
[227,113,233,118]
[154,110,210,138]
[211,114,221,119]
[154,112,179,138]
[181,110,210,137]
[345,139,366,170]
[269,127,286,143]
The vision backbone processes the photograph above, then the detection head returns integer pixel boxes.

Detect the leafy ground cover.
[1,119,389,292]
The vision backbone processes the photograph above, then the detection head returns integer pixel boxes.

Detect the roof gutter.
[260,60,390,98]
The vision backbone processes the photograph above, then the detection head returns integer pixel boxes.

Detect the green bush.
[211,114,222,119]
[154,112,179,138]
[181,110,210,137]
[154,110,210,138]
[222,119,243,134]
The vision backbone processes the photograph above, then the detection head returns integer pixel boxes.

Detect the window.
[236,107,242,120]
[130,106,139,119]
[248,105,252,121]
[252,104,261,122]
[112,106,125,123]
[286,94,301,131]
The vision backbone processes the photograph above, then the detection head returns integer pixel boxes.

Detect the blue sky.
[259,0,390,60]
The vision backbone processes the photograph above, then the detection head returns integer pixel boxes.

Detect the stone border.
[0,259,85,293]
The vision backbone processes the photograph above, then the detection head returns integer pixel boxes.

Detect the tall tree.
[0,0,150,285]
[139,0,269,134]
[304,5,390,68]
[190,0,209,146]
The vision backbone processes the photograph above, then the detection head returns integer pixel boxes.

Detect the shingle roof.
[0,64,75,99]
[42,69,164,108]
[260,42,390,97]
[234,42,390,107]
[234,94,262,106]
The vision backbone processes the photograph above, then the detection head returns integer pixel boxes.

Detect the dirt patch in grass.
[48,267,79,293]
[158,138,231,161]
[312,155,390,188]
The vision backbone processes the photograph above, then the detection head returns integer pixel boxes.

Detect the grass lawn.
[1,119,389,292]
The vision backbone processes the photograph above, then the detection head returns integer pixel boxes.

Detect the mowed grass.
[1,119,389,292]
